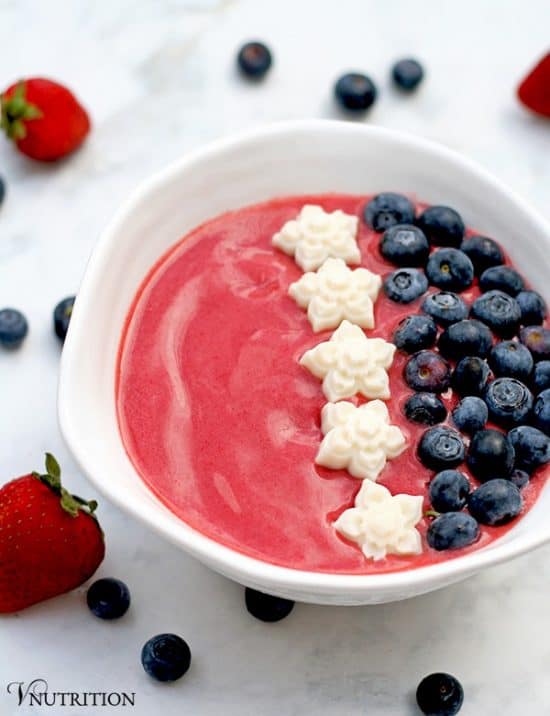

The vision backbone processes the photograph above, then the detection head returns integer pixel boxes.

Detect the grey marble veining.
[1,0,550,713]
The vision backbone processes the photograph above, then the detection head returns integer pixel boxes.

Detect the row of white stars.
[271,205,422,560]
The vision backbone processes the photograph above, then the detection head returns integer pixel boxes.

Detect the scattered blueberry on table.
[141,633,192,682]
[393,314,438,353]
[391,58,424,91]
[379,224,429,266]
[236,41,272,79]
[364,193,416,232]
[416,206,465,247]
[425,248,474,291]
[383,267,428,303]
[404,392,447,426]
[53,296,76,342]
[416,672,464,715]
[0,308,28,349]
[245,587,295,622]
[0,175,6,207]
[427,512,479,551]
[421,291,468,327]
[86,577,131,620]
[334,72,377,112]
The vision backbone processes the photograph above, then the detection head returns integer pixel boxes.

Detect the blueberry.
[468,479,522,525]
[0,308,28,349]
[236,41,272,79]
[484,377,533,427]
[391,58,424,91]
[516,290,547,325]
[245,587,294,622]
[520,326,550,361]
[438,319,493,360]
[404,392,447,425]
[0,176,5,207]
[416,673,464,716]
[86,577,130,620]
[532,361,550,393]
[479,265,524,296]
[416,206,465,247]
[510,469,530,489]
[451,356,490,396]
[470,290,521,339]
[418,426,465,471]
[427,512,479,552]
[452,396,488,434]
[54,296,76,342]
[404,350,451,393]
[466,428,514,481]
[379,224,429,266]
[460,235,504,276]
[508,425,550,472]
[141,633,191,682]
[334,73,377,112]
[425,248,474,292]
[532,388,550,435]
[364,193,415,232]
[393,314,437,353]
[383,268,428,303]
[489,340,533,381]
[429,470,471,512]
[421,291,468,327]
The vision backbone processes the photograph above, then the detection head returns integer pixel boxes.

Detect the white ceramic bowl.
[59,120,550,605]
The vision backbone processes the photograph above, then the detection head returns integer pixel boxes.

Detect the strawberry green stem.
[32,453,98,518]
[0,81,42,141]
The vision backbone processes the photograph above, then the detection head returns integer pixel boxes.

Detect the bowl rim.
[58,118,550,597]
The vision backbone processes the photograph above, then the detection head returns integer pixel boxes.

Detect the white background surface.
[1,0,550,713]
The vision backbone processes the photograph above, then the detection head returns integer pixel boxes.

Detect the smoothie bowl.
[58,120,550,605]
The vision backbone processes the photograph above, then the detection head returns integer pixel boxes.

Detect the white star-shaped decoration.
[289,258,382,333]
[316,399,407,481]
[300,321,395,402]
[272,204,361,272]
[334,480,423,560]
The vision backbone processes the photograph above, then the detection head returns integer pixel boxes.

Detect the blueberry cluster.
[382,195,550,550]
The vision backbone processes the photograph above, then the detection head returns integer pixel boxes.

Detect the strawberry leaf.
[45,452,61,480]
[0,80,43,141]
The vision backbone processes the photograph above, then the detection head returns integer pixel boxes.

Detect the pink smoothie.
[116,194,549,574]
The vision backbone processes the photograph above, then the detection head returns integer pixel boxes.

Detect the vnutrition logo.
[6,679,136,708]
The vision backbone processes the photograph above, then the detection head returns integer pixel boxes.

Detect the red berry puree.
[116,195,549,574]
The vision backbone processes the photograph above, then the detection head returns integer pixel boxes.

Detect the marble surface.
[1,0,550,713]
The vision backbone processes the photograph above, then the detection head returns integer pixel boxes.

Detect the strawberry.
[0,454,104,613]
[0,78,90,161]
[517,52,550,118]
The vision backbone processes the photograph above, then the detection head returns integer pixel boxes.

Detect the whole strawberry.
[0,454,104,613]
[0,78,90,161]
[517,53,550,118]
